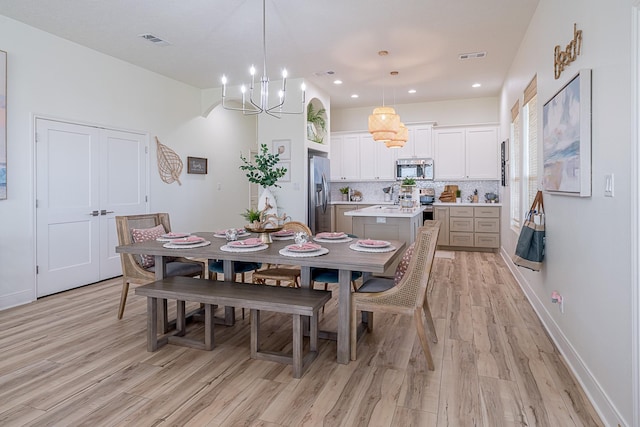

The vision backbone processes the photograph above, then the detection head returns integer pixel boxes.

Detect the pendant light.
[385,122,408,148]
[369,106,400,141]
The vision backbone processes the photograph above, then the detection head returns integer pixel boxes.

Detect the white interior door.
[36,119,147,297]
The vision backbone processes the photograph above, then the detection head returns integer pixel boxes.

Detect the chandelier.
[221,0,305,118]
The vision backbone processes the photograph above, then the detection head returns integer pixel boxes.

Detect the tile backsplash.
[331,180,501,203]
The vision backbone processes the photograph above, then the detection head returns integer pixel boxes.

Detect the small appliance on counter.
[420,188,435,222]
[382,186,392,202]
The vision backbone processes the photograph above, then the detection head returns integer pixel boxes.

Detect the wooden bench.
[135,276,332,378]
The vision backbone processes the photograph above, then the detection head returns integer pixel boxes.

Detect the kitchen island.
[345,205,425,275]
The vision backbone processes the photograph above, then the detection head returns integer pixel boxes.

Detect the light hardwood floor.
[0,252,603,426]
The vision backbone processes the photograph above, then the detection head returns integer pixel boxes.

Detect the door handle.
[88,210,99,216]
[100,210,114,216]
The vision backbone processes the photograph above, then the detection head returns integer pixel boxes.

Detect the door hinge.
[145,195,148,202]
[35,199,39,208]
[36,265,39,274]
[35,133,39,143]
[145,146,148,154]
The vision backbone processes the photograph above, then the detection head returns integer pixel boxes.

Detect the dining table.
[116,231,405,364]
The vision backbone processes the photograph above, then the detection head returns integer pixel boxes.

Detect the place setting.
[156,231,191,242]
[220,237,268,252]
[313,231,353,243]
[280,232,329,257]
[270,229,296,241]
[212,228,251,239]
[349,238,396,253]
[162,234,211,249]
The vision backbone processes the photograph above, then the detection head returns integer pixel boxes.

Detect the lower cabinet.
[332,204,373,234]
[436,205,500,249]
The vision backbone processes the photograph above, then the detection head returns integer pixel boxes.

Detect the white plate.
[357,239,391,248]
[170,237,206,245]
[161,232,190,239]
[272,230,295,237]
[316,232,347,240]
[286,243,322,253]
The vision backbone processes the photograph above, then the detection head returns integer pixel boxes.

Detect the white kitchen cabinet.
[359,134,396,180]
[395,124,433,159]
[331,134,360,181]
[433,126,499,180]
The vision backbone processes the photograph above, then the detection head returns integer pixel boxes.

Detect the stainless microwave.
[395,158,434,180]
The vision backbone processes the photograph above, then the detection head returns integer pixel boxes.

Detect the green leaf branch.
[239,143,288,188]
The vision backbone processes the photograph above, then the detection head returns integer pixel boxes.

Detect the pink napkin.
[230,237,262,246]
[174,236,204,243]
[317,232,345,239]
[290,242,322,251]
[166,232,186,237]
[358,239,387,247]
[273,230,295,236]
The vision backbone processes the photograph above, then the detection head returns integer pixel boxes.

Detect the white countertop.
[433,201,502,207]
[344,204,425,218]
[330,200,395,205]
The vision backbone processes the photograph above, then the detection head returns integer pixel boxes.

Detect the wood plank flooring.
[0,252,603,426]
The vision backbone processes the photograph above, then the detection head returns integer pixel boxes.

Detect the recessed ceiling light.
[333,80,343,85]
[472,83,481,88]
[408,89,417,94]
[351,94,359,98]
[138,33,170,46]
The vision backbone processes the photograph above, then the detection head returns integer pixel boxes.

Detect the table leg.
[222,259,236,326]
[337,269,351,364]
[300,266,312,289]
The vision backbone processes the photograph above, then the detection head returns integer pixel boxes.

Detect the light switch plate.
[604,174,614,197]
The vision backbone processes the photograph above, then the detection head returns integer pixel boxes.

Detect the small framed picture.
[187,156,208,174]
[272,139,291,160]
[278,161,291,182]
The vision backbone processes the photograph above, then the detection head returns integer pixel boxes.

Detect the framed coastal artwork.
[542,68,592,197]
[0,50,6,200]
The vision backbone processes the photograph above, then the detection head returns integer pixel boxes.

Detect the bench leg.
[292,314,303,379]
[147,297,159,352]
[204,303,215,351]
[250,309,260,358]
[310,312,318,353]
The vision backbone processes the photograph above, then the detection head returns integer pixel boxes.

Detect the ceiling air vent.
[138,33,170,46]
[459,51,487,60]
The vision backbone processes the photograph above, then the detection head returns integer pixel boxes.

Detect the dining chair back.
[115,213,205,319]
[252,220,313,288]
[350,221,440,369]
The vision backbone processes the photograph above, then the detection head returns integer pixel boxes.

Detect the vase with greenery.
[240,143,287,217]
[307,103,327,144]
[241,208,261,225]
[339,186,350,201]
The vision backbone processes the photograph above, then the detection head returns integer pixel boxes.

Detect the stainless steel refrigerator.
[308,155,331,234]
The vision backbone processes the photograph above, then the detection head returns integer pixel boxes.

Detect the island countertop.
[344,204,425,218]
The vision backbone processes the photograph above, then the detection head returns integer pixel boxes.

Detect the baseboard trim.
[500,248,628,427]
[0,289,35,311]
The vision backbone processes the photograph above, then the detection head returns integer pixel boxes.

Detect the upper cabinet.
[359,134,396,180]
[434,126,499,180]
[331,132,396,181]
[395,124,434,159]
[331,134,360,181]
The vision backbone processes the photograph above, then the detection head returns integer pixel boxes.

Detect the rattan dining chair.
[115,213,205,319]
[252,221,312,287]
[350,222,440,370]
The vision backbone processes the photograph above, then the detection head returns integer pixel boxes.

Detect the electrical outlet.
[604,174,614,197]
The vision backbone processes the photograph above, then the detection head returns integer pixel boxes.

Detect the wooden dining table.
[116,231,405,364]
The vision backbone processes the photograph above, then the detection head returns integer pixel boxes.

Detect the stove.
[420,188,435,221]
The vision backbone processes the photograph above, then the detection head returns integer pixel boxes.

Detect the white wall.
[0,16,255,309]
[331,97,499,132]
[500,1,635,425]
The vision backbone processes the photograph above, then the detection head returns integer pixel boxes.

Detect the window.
[523,76,538,208]
[510,101,521,229]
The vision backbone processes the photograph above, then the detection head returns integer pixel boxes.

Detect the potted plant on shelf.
[240,143,287,218]
[339,186,350,201]
[456,189,462,203]
[307,103,327,144]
